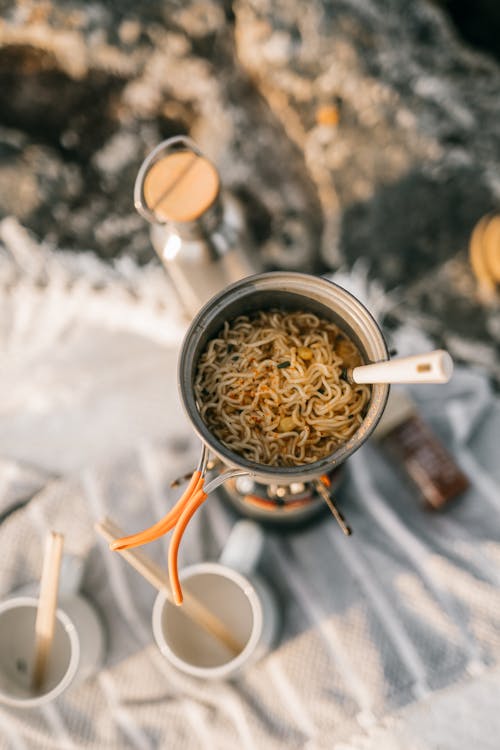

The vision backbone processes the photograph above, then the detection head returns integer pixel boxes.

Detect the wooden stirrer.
[95,518,243,657]
[32,531,64,691]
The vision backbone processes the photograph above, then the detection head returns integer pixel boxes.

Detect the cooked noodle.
[194,310,371,466]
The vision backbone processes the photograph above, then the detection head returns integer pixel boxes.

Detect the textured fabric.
[0,219,499,750]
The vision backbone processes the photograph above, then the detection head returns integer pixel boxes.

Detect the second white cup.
[0,556,105,708]
[153,520,279,679]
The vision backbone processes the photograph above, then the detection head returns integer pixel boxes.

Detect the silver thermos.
[134,136,260,318]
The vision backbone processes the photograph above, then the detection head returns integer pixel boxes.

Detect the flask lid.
[135,136,220,224]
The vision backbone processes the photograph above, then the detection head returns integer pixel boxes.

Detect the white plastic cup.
[0,556,104,708]
[152,520,279,679]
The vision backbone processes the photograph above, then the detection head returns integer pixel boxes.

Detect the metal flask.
[134,136,261,319]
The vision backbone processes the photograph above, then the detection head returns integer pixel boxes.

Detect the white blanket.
[1,220,499,749]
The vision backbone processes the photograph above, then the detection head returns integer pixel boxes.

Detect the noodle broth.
[194,310,371,467]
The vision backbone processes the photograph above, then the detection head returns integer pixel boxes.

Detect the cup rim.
[152,562,263,679]
[0,596,80,708]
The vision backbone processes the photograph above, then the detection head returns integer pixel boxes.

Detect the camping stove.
[219,465,346,527]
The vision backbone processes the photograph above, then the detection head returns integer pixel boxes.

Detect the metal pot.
[178,272,389,486]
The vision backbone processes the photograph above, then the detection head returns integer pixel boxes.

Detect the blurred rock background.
[0,0,499,380]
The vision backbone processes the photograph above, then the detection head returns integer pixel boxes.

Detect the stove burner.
[220,466,346,526]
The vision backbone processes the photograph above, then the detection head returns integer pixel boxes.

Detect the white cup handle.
[218,520,264,577]
[58,555,85,599]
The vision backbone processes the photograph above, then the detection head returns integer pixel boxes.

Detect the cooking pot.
[178,272,389,486]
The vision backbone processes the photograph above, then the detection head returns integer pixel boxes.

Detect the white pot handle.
[351,349,453,385]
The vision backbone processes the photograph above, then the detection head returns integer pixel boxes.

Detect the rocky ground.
[0,0,499,381]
